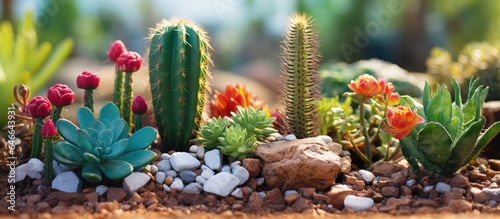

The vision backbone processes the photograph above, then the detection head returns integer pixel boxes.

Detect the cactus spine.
[278,13,321,139]
[148,19,212,151]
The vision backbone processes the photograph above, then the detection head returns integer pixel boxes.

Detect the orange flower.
[383,105,424,139]
[210,84,262,118]
[377,82,400,106]
[348,74,386,98]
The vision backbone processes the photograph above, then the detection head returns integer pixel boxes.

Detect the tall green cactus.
[148,19,212,151]
[278,13,321,139]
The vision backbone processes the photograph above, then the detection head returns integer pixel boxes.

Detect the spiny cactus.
[148,18,212,151]
[278,13,321,139]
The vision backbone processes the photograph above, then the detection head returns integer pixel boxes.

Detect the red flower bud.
[132,95,147,114]
[116,51,142,72]
[77,71,101,90]
[41,119,57,138]
[47,84,76,107]
[107,40,127,62]
[25,96,52,118]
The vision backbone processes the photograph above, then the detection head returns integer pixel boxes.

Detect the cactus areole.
[148,19,212,151]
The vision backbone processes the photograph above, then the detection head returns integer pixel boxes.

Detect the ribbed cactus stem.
[122,73,133,126]
[30,117,43,158]
[43,137,53,186]
[148,18,212,151]
[83,89,94,112]
[279,13,321,139]
[113,69,124,114]
[50,106,63,124]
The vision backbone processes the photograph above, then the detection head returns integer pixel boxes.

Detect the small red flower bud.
[132,95,147,114]
[116,51,142,72]
[41,119,57,138]
[107,40,127,62]
[25,96,52,118]
[77,71,101,90]
[47,84,76,107]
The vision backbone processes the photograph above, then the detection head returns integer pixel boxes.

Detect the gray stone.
[201,169,215,180]
[197,146,205,159]
[155,172,166,184]
[205,149,223,171]
[483,188,500,196]
[150,165,159,174]
[170,152,201,172]
[259,192,266,198]
[231,188,244,198]
[164,170,177,177]
[160,153,170,160]
[318,135,333,144]
[221,165,231,173]
[423,185,434,193]
[195,175,207,184]
[14,163,29,182]
[256,177,265,186]
[52,160,71,176]
[203,172,240,197]
[170,177,184,192]
[230,161,241,168]
[183,182,203,193]
[52,171,82,193]
[28,158,44,172]
[96,185,108,196]
[344,195,374,212]
[232,165,249,185]
[436,182,452,193]
[123,172,150,195]
[406,179,416,187]
[358,170,375,183]
[180,170,197,184]
[285,134,297,141]
[156,160,172,172]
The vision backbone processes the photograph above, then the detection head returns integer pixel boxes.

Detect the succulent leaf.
[217,124,257,160]
[56,119,79,145]
[125,126,156,153]
[115,150,157,168]
[194,116,228,150]
[53,141,86,163]
[77,106,94,130]
[471,121,500,160]
[98,102,121,127]
[99,159,133,180]
[83,152,101,164]
[229,106,277,142]
[82,164,102,183]
[98,129,114,148]
[416,122,452,164]
[109,119,126,143]
[101,139,128,159]
[76,129,94,153]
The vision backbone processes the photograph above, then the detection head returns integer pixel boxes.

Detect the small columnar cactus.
[148,18,212,151]
[53,103,157,182]
[278,13,321,139]
[217,124,257,160]
[194,117,228,150]
[229,106,277,142]
[41,119,57,186]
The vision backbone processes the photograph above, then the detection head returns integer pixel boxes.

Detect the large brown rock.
[255,137,343,190]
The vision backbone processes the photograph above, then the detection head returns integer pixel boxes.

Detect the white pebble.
[285,134,297,141]
[164,170,177,177]
[406,179,416,187]
[230,161,241,168]
[318,135,333,144]
[163,184,171,192]
[150,165,159,175]
[221,165,231,173]
[189,145,199,152]
[231,188,244,199]
[197,146,205,159]
[95,185,108,196]
[170,177,184,191]
[155,172,166,184]
[231,165,249,185]
[284,190,298,196]
[358,170,375,183]
[344,195,374,212]
[156,160,172,172]
[256,177,265,186]
[201,169,215,180]
[196,175,207,184]
[435,182,451,193]
[423,185,434,193]
[489,200,497,207]
[200,165,210,171]
[258,192,266,198]
[161,153,170,160]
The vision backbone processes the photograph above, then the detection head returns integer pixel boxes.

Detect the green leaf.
[98,102,121,127]
[76,129,94,153]
[109,119,126,142]
[452,78,462,108]
[53,141,86,163]
[56,119,79,145]
[98,129,114,148]
[83,152,101,164]
[99,160,133,180]
[463,85,484,124]
[422,82,431,116]
[82,164,102,183]
[443,118,485,175]
[77,106,95,130]
[401,136,446,175]
[416,122,453,164]
[470,121,500,160]
[101,139,128,159]
[446,104,464,140]
[124,126,156,153]
[426,85,452,126]
[115,150,157,168]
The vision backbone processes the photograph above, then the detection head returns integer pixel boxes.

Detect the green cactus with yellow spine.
[148,18,212,151]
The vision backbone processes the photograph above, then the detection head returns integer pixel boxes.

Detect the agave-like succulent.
[217,124,257,160]
[193,117,228,150]
[229,106,277,142]
[392,78,500,176]
[53,102,157,182]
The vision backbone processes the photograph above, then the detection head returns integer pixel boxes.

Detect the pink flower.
[47,84,75,107]
[107,40,127,62]
[41,119,57,138]
[383,105,424,139]
[116,51,142,72]
[25,96,52,118]
[132,95,147,114]
[348,74,386,98]
[77,71,101,90]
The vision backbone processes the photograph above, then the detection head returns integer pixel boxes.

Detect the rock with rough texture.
[372,162,401,177]
[232,165,250,185]
[344,195,374,212]
[327,184,354,209]
[203,172,240,197]
[449,175,470,189]
[52,171,82,193]
[204,149,223,172]
[255,137,342,190]
[106,187,127,202]
[340,156,352,174]
[358,169,375,183]
[242,158,261,178]
[123,172,150,195]
[169,152,201,172]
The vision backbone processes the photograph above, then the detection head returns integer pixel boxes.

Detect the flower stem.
[134,113,142,133]
[113,69,124,115]
[51,106,63,124]
[123,72,133,126]
[386,141,401,161]
[30,117,43,158]
[347,131,371,166]
[84,89,94,112]
[43,137,53,186]
[359,103,372,162]
[370,102,388,143]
